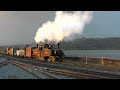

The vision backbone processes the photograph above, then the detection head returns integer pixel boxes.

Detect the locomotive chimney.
[26,44,29,47]
[37,44,39,48]
[58,43,60,49]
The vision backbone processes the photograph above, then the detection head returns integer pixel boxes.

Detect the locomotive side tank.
[32,47,40,59]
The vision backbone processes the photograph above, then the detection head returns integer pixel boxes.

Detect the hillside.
[60,37,120,50]
[2,37,120,50]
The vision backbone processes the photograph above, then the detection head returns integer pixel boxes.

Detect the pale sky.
[0,11,120,46]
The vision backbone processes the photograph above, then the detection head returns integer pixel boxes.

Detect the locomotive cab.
[37,43,64,62]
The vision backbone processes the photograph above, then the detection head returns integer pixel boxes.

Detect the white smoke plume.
[35,11,93,43]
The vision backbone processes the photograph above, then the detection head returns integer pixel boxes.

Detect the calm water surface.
[64,50,120,58]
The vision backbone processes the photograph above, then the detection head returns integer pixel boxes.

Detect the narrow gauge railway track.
[14,58,120,79]
[36,69,61,79]
[0,61,9,67]
[11,61,60,79]
[59,61,120,72]
[9,61,44,79]
[3,54,120,72]
[39,68,102,79]
[0,55,59,79]
[4,58,109,79]
[2,55,120,79]
[37,63,120,79]
[11,61,93,79]
[40,64,120,79]
[0,56,91,79]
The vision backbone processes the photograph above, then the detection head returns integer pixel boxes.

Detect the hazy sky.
[0,11,120,46]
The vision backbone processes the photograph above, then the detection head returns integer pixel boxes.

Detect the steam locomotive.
[6,43,65,62]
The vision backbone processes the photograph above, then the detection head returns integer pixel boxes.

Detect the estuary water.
[63,50,120,58]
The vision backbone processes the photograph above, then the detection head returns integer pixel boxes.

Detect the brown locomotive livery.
[6,43,65,62]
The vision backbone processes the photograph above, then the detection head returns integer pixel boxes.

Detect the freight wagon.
[7,48,13,55]
[19,49,25,57]
[25,47,33,58]
[7,47,19,56]
[16,50,20,56]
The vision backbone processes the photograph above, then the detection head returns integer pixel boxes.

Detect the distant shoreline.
[63,49,120,50]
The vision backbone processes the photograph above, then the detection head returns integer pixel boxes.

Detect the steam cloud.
[34,11,93,43]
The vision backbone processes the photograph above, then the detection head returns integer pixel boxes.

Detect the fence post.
[85,56,88,64]
[101,56,104,66]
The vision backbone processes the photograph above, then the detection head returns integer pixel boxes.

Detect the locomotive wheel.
[44,56,49,61]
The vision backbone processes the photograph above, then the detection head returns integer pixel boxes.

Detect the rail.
[7,58,116,79]
[18,59,120,79]
[10,61,61,79]
[10,61,97,79]
[2,54,120,79]
[0,61,9,67]
[9,61,44,79]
